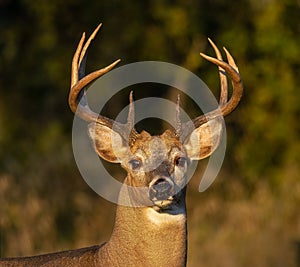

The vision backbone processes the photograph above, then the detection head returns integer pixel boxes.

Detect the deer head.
[69,24,243,211]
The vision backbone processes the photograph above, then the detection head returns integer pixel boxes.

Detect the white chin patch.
[146,206,186,226]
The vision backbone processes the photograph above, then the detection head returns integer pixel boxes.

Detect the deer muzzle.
[148,177,175,207]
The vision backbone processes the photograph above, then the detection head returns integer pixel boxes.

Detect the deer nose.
[149,177,175,201]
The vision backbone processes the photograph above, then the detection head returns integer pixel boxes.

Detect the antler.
[191,38,243,128]
[69,24,137,140]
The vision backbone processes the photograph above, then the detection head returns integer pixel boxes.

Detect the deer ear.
[87,122,128,163]
[183,119,223,160]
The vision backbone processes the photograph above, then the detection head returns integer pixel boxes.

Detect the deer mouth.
[152,198,178,212]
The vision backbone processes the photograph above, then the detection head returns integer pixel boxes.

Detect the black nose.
[149,178,174,201]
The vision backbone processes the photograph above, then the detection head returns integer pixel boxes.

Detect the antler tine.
[127,91,135,127]
[78,24,102,70]
[69,24,121,124]
[127,91,139,145]
[175,94,182,137]
[207,38,228,106]
[71,31,86,89]
[223,47,239,72]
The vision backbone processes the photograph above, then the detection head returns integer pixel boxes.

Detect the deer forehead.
[130,130,183,162]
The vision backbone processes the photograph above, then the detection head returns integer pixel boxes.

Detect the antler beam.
[191,39,243,128]
[69,23,121,126]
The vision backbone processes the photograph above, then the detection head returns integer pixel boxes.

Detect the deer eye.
[175,157,187,168]
[129,159,142,170]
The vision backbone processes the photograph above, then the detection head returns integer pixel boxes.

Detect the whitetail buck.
[0,24,243,267]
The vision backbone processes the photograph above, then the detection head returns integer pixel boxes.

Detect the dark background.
[0,0,299,266]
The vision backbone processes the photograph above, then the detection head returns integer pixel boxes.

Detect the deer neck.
[99,183,187,267]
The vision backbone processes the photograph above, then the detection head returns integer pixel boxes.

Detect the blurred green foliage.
[0,0,299,266]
